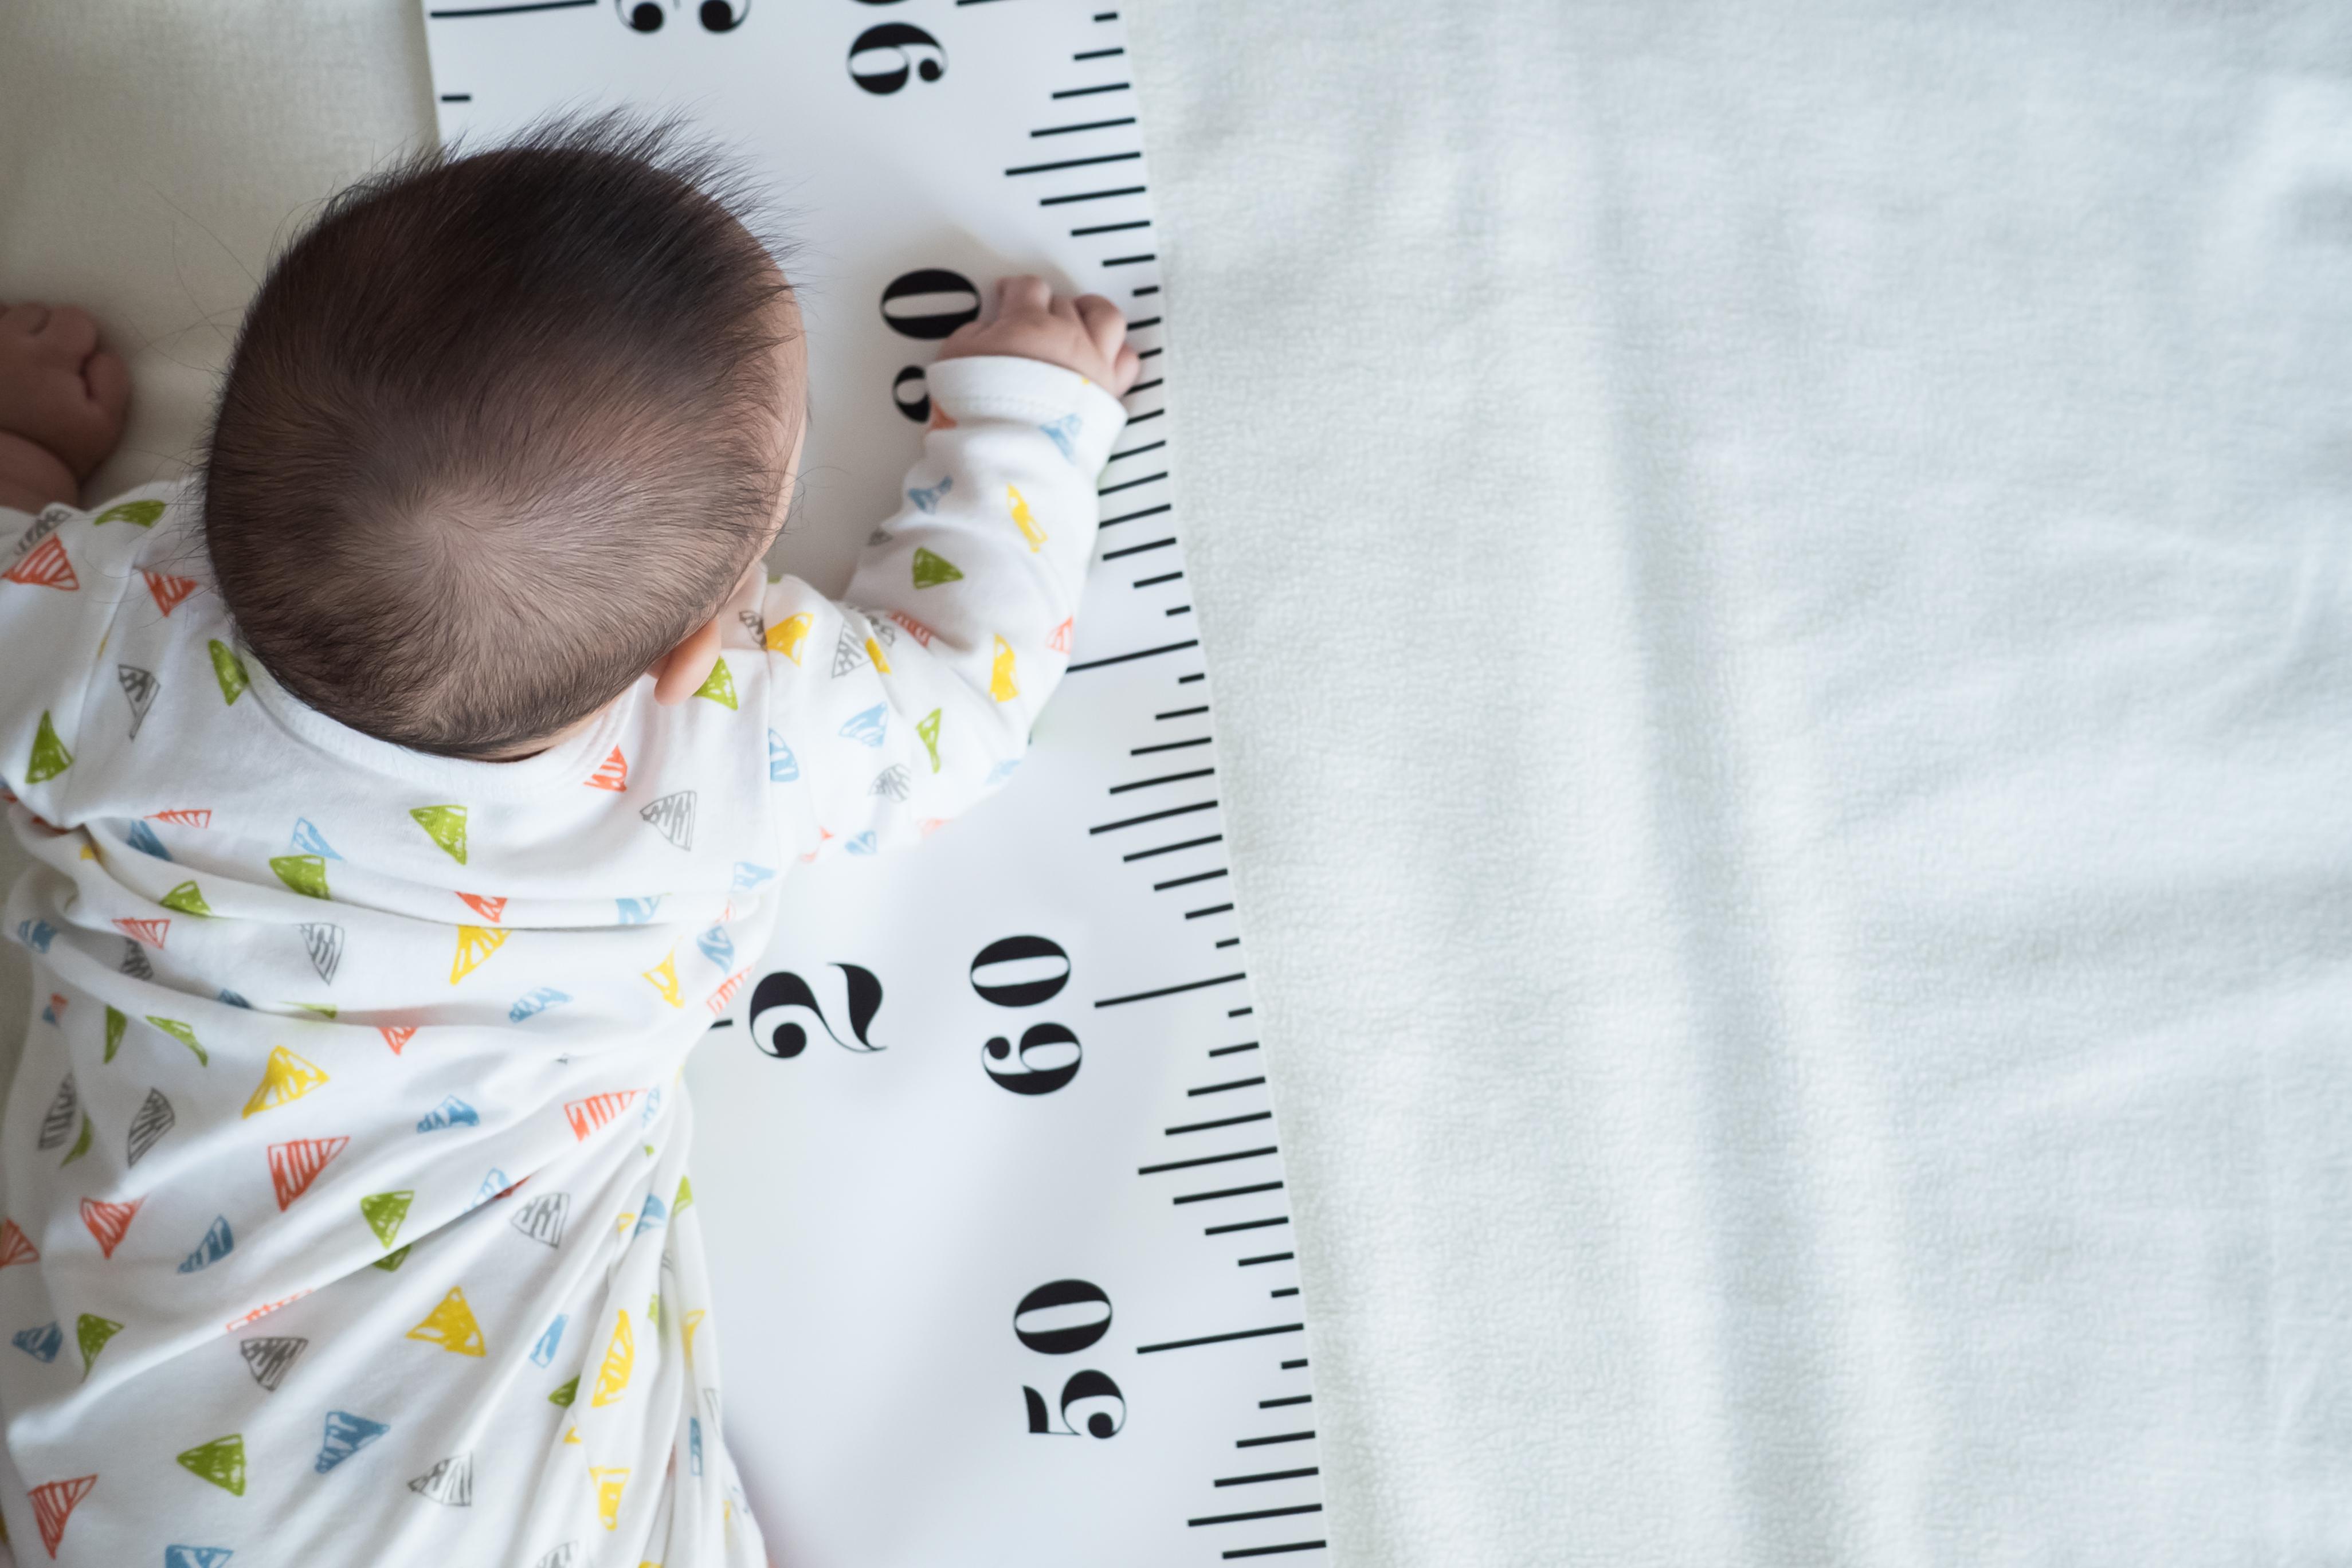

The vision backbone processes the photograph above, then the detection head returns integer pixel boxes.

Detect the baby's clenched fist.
[936,276,1141,395]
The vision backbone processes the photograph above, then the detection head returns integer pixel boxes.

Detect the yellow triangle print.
[1006,484,1046,552]
[989,636,1019,703]
[682,1308,707,1367]
[864,636,891,675]
[406,1286,487,1357]
[591,1309,634,1406]
[693,657,738,710]
[241,1045,329,1118]
[563,1425,582,1445]
[765,611,813,663]
[591,1465,629,1530]
[642,950,682,1008]
[451,924,507,984]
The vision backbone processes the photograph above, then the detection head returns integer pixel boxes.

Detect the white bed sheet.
[6,2,2352,1563]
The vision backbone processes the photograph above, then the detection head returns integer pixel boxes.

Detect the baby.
[0,117,1135,1566]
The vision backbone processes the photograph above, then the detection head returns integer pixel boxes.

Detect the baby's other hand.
[0,302,132,483]
[936,276,1141,396]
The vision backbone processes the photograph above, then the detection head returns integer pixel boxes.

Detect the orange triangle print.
[268,1135,350,1209]
[80,1197,141,1259]
[587,745,628,791]
[4,535,77,591]
[142,570,199,617]
[28,1473,96,1558]
[456,892,506,923]
[1047,616,1073,653]
[563,1089,642,1141]
[149,808,212,827]
[378,1025,418,1056]
[112,917,169,949]
[0,1217,39,1268]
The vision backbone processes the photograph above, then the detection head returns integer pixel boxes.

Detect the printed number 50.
[1016,1279,1126,1440]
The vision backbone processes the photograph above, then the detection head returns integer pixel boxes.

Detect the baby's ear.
[652,615,725,704]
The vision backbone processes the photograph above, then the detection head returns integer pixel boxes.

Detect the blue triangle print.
[166,1546,236,1568]
[529,1313,569,1368]
[178,1215,234,1273]
[315,1410,390,1473]
[124,818,172,861]
[767,729,799,783]
[616,896,662,926]
[289,817,342,860]
[416,1096,479,1133]
[633,1194,667,1235]
[11,1321,61,1363]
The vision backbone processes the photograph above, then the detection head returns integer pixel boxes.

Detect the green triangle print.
[75,1312,121,1378]
[60,1112,93,1167]
[373,1242,412,1272]
[271,854,330,900]
[911,547,964,589]
[360,1190,412,1248]
[159,881,212,918]
[24,711,72,783]
[548,1374,579,1408]
[693,657,738,709]
[176,1433,246,1495]
[94,499,166,528]
[410,805,468,865]
[918,708,942,772]
[103,1006,126,1062]
[207,640,249,705]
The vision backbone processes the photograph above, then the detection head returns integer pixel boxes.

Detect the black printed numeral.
[1015,1280,1125,1440]
[972,936,1080,1094]
[849,22,946,95]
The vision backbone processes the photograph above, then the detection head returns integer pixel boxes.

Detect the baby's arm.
[763,278,1136,858]
[0,302,130,514]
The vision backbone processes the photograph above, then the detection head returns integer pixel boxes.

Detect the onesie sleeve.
[761,355,1127,859]
[0,487,168,824]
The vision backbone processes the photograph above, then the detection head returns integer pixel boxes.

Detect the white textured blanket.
[5,2,2350,1563]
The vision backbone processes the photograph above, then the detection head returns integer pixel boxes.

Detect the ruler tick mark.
[1103,253,1158,267]
[1074,45,1127,58]
[1208,1040,1260,1056]
[1154,867,1229,891]
[1089,799,1218,834]
[1136,1323,1303,1355]
[1167,1110,1272,1135]
[1072,218,1152,236]
[1100,502,1170,527]
[1069,637,1198,672]
[1188,1075,1267,1096]
[1176,1180,1284,1205]
[1239,1252,1294,1266]
[1006,150,1142,177]
[1034,117,1138,138]
[1217,936,1240,947]
[1041,183,1144,206]
[1223,1543,1328,1559]
[1179,672,1207,684]
[1101,536,1175,560]
[1109,766,1214,795]
[440,92,473,102]
[1132,736,1210,756]
[1129,376,1166,391]
[429,0,590,15]
[1237,1430,1315,1448]
[1205,1216,1289,1234]
[1095,970,1246,1008]
[1155,703,1207,718]
[1127,316,1163,329]
[1109,438,1166,461]
[1098,470,1166,495]
[1138,1145,1277,1175]
[1210,1464,1318,1485]
[1191,1503,1323,1527]
[1123,830,1221,859]
[1186,902,1236,919]
[1132,571,1185,590]
[1167,605,1194,617]
[1229,1006,1255,1017]
[1050,82,1132,99]
[1260,1394,1312,1407]
[1270,1287,1299,1298]
[1281,1359,1309,1370]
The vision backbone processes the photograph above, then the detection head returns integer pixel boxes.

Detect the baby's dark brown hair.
[201,113,798,759]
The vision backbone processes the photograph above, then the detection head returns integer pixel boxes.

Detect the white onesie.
[0,354,1124,1566]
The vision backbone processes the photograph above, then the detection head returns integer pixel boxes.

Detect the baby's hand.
[936,276,1141,395]
[0,302,131,512]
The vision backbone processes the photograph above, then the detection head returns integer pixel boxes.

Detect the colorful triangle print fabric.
[0,350,1126,1559]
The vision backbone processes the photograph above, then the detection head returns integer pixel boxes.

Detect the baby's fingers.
[85,348,131,434]
[1110,342,1142,395]
[995,275,1051,320]
[1073,294,1125,367]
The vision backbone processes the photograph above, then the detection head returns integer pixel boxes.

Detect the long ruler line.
[1135,1322,1304,1355]
[1093,970,1245,1006]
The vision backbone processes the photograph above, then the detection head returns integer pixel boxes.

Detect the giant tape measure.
[422,5,1328,1563]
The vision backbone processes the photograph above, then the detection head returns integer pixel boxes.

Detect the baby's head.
[201,115,803,761]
